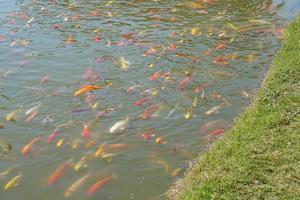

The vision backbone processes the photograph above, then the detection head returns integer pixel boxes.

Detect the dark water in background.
[0,0,293,199]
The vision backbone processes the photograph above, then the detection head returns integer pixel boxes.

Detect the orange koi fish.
[87,174,116,196]
[47,159,72,185]
[66,36,74,44]
[22,136,40,156]
[74,82,112,96]
[215,43,225,50]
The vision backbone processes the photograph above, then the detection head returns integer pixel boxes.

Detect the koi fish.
[22,136,40,156]
[4,174,22,190]
[81,125,91,140]
[64,173,89,198]
[184,110,192,119]
[26,111,38,123]
[143,128,154,140]
[179,76,191,91]
[191,28,199,35]
[192,96,198,107]
[205,106,222,115]
[209,128,224,135]
[155,137,165,144]
[141,105,158,120]
[201,120,226,132]
[93,36,101,43]
[155,160,170,174]
[6,108,22,122]
[214,56,229,65]
[66,36,74,44]
[105,143,128,151]
[133,98,148,106]
[95,143,105,158]
[149,71,161,81]
[143,47,156,57]
[171,167,182,177]
[0,168,13,180]
[119,57,130,70]
[87,174,116,196]
[74,83,112,96]
[215,43,225,50]
[47,129,59,144]
[109,118,129,133]
[25,103,41,116]
[74,155,88,171]
[167,43,176,50]
[47,159,72,185]
[56,138,64,147]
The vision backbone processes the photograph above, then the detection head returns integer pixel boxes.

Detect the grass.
[167,16,300,200]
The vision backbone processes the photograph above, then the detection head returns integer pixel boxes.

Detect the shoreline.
[167,15,300,200]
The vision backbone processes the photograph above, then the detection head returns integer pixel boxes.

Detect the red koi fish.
[52,24,60,29]
[127,86,135,94]
[133,98,148,106]
[47,159,72,185]
[87,174,115,196]
[81,125,91,140]
[179,75,192,91]
[143,128,154,140]
[149,71,161,81]
[22,136,40,155]
[209,128,224,135]
[47,129,59,144]
[93,36,102,43]
[141,105,158,120]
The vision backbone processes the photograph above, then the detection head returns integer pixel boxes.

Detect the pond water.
[0,0,289,199]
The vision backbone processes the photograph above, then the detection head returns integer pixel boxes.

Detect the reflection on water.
[0,0,288,199]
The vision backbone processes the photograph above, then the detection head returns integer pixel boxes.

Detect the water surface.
[0,0,288,199]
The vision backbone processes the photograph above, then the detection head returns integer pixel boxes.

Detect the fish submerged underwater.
[0,0,287,199]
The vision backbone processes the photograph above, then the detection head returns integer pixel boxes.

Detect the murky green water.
[0,0,289,199]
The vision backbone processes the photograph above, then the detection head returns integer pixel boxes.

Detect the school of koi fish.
[0,0,286,199]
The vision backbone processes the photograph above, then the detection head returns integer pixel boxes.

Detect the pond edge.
[166,15,300,200]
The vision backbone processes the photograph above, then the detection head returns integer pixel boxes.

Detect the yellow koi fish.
[56,138,64,147]
[119,57,130,70]
[95,143,105,158]
[4,174,22,190]
[74,155,88,171]
[6,108,22,122]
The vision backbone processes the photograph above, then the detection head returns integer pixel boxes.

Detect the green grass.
[167,16,300,200]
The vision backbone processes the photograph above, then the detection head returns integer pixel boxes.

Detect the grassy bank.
[167,16,300,200]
